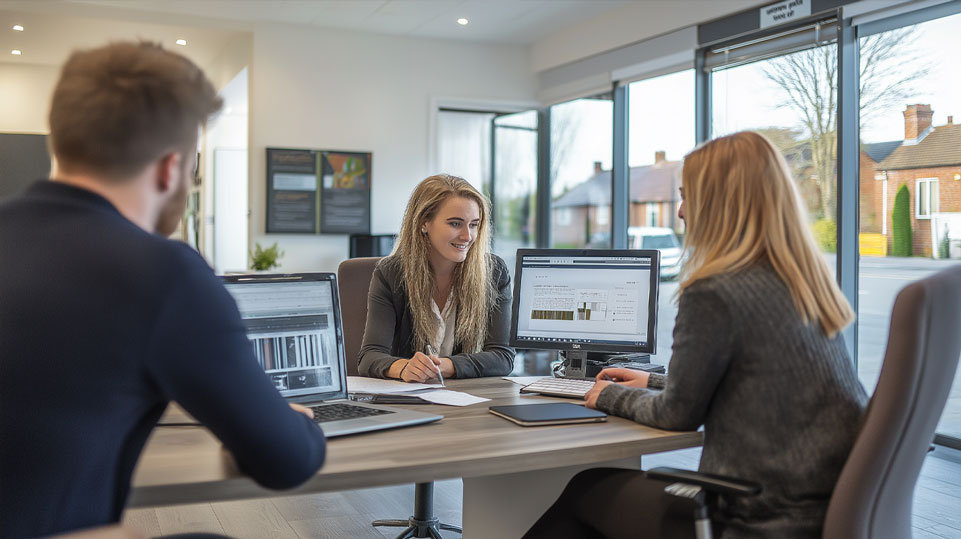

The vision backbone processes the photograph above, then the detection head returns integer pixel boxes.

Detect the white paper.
[346,376,443,394]
[502,376,550,386]
[415,389,490,406]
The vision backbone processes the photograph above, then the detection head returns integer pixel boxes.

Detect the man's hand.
[289,402,314,420]
[584,380,612,409]
[596,367,650,389]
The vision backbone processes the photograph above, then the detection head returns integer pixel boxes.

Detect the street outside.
[649,255,961,440]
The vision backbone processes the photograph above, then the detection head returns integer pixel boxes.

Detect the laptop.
[222,273,442,437]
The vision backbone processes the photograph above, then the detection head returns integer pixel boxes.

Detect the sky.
[550,11,961,194]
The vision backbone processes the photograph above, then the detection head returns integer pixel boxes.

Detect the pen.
[425,344,444,386]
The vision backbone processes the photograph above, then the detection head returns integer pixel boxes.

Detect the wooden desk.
[130,378,701,536]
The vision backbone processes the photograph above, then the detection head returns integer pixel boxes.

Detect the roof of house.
[863,140,901,163]
[553,161,681,208]
[878,123,961,170]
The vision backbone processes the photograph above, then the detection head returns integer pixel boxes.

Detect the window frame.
[916,178,938,220]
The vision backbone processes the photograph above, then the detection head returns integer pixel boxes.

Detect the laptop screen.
[223,274,346,400]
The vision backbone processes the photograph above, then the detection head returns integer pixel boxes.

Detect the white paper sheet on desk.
[415,389,490,406]
[502,376,549,386]
[346,376,443,394]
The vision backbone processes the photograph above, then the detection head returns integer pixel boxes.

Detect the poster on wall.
[319,150,371,234]
[265,148,371,234]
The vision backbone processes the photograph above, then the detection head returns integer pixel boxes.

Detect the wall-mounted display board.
[0,134,50,201]
[266,147,371,234]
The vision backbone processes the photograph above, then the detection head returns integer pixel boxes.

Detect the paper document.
[347,376,443,394]
[502,376,550,386]
[415,389,490,407]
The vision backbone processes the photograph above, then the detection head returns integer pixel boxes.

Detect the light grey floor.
[123,446,961,538]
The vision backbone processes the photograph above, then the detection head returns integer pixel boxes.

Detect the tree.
[891,184,912,256]
[763,27,929,220]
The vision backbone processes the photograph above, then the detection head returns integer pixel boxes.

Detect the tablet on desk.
[489,403,607,427]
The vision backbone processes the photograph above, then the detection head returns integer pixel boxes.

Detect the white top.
[431,292,456,357]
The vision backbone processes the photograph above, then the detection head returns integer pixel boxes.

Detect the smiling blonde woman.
[358,174,515,381]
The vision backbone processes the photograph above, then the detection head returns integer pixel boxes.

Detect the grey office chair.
[335,257,461,539]
[337,256,381,376]
[649,265,961,539]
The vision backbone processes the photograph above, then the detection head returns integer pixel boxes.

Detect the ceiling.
[0,0,648,69]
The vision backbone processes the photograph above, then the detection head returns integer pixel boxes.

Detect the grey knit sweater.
[596,264,867,538]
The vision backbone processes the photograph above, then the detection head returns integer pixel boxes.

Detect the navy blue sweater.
[0,181,326,538]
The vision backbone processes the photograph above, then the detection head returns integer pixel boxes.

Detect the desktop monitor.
[510,249,660,378]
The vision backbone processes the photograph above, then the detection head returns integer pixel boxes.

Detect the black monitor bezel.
[509,248,660,355]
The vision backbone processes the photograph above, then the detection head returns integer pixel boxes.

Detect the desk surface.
[129,378,701,507]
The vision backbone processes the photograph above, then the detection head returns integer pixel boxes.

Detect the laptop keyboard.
[310,403,395,423]
[520,377,596,399]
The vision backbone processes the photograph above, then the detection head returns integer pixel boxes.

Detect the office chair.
[337,257,381,376]
[648,265,961,539]
[335,257,462,539]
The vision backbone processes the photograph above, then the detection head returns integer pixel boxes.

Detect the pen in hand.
[425,344,444,386]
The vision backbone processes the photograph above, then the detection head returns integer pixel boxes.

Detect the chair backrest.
[823,266,961,539]
[337,257,381,376]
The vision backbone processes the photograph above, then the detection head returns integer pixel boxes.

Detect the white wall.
[248,23,537,273]
[0,63,59,133]
[530,0,766,72]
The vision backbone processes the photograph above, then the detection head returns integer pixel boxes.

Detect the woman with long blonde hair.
[358,174,514,381]
[525,132,867,539]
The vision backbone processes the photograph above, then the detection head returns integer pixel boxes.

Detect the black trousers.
[523,468,721,539]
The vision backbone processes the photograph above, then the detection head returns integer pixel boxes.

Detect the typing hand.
[289,403,314,420]
[597,368,650,389]
[584,380,611,409]
[401,352,442,383]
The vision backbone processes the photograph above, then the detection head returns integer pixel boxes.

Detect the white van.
[628,226,684,279]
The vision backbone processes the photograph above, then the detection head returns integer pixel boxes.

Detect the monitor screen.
[223,275,345,399]
[510,249,660,355]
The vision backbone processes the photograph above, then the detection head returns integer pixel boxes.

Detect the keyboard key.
[310,403,394,423]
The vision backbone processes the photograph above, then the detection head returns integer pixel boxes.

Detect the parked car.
[628,226,684,279]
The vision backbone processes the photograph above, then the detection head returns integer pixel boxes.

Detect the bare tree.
[763,27,929,220]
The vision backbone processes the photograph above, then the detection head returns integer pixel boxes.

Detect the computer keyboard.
[310,403,395,423]
[520,377,597,399]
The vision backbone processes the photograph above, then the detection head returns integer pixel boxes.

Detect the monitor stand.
[559,351,652,378]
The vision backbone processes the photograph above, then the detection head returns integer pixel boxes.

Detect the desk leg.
[461,458,639,539]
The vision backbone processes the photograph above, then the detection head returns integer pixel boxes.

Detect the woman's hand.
[596,367,650,389]
[584,380,612,409]
[401,352,445,383]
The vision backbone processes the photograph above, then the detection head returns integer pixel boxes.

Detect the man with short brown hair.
[0,42,326,538]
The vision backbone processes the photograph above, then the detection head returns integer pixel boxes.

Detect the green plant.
[812,218,837,253]
[250,242,283,271]
[891,184,912,257]
[939,224,951,259]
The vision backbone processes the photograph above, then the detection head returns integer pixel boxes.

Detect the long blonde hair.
[393,174,494,352]
[679,131,854,336]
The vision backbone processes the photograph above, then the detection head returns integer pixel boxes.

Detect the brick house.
[552,151,682,247]
[874,105,961,257]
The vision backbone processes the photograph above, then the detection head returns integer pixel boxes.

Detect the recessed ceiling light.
[175,39,187,46]
[11,49,22,55]
[457,18,469,26]
[12,24,24,31]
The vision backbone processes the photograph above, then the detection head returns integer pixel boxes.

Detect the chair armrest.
[646,467,761,498]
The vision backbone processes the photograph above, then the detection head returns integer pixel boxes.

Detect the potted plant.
[250,242,283,271]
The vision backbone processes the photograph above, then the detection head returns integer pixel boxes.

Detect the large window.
[627,69,695,366]
[856,11,961,442]
[550,94,613,248]
[492,110,538,270]
[712,37,839,266]
[436,108,537,269]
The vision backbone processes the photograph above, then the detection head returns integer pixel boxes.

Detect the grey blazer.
[357,254,515,378]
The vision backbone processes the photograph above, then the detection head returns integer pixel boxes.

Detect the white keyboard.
[520,377,596,399]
